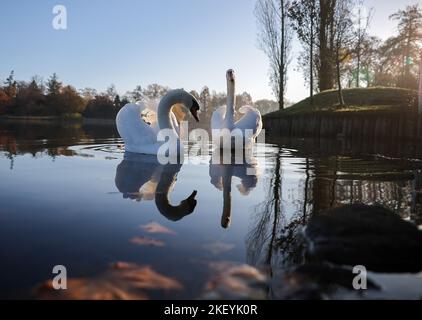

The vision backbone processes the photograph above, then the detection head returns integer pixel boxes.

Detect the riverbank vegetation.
[0,72,281,121]
[255,0,422,110]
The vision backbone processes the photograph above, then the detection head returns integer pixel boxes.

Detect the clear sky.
[0,0,421,103]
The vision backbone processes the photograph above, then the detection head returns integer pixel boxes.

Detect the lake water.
[1,121,422,300]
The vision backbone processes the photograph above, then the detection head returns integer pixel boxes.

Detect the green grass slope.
[264,87,418,119]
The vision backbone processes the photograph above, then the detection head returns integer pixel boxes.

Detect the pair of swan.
[116,89,200,155]
[115,151,259,227]
[115,70,262,155]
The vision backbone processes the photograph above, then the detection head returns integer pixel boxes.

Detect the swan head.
[180,190,198,215]
[226,69,235,83]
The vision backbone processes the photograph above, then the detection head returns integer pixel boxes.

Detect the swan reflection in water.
[209,150,260,228]
[115,152,197,221]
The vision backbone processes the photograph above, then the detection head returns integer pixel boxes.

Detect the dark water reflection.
[1,121,422,299]
[115,153,197,221]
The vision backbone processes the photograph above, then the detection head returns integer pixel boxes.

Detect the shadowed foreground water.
[1,121,422,300]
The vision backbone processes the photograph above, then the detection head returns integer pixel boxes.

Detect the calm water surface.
[1,121,422,299]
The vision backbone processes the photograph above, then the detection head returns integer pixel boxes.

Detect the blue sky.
[0,0,421,103]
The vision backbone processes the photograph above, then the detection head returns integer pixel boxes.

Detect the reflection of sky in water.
[1,124,422,299]
[0,137,269,298]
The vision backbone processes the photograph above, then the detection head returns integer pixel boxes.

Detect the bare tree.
[255,0,293,110]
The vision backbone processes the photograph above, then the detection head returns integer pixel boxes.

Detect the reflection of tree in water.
[246,150,311,277]
[246,149,280,270]
[0,122,121,167]
[246,149,422,298]
[269,137,422,223]
[311,156,422,223]
[276,158,311,268]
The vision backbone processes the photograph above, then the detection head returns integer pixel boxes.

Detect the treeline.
[0,72,279,120]
[0,72,126,119]
[255,0,422,109]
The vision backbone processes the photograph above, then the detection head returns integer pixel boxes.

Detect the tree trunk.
[356,45,361,88]
[310,13,314,106]
[279,0,285,110]
[419,57,422,113]
[318,0,336,91]
[319,0,328,91]
[267,150,282,270]
[336,49,345,107]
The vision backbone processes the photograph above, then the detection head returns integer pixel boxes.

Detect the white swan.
[211,69,263,148]
[116,89,200,155]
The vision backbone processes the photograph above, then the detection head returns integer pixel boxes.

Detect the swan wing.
[234,105,263,139]
[116,103,160,153]
[211,105,226,130]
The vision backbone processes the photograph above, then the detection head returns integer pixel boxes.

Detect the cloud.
[140,222,177,235]
[203,242,235,255]
[130,236,165,247]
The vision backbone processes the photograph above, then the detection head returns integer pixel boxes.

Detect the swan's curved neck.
[157,89,189,133]
[155,165,196,221]
[225,79,235,126]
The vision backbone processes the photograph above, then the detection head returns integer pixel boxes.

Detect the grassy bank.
[264,87,418,119]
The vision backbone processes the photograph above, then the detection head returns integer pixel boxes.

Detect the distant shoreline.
[0,115,116,126]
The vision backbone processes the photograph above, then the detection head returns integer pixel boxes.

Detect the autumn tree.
[59,85,86,114]
[4,70,17,98]
[14,80,45,115]
[389,4,422,88]
[255,0,293,110]
[45,73,63,114]
[83,94,116,119]
[0,89,11,115]
[46,73,62,96]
